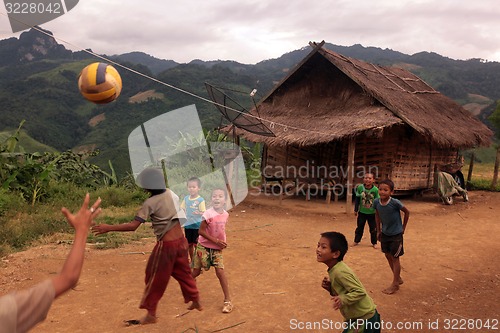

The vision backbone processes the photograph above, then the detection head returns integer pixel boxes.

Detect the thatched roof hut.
[234,41,493,209]
[239,42,491,147]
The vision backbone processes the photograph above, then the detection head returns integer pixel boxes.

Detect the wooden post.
[467,152,474,184]
[346,137,356,215]
[326,189,332,204]
[491,146,500,190]
[279,179,283,205]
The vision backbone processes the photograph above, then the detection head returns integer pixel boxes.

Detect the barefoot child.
[192,187,233,313]
[317,231,381,333]
[352,172,379,248]
[92,167,202,325]
[373,179,410,294]
[180,177,206,263]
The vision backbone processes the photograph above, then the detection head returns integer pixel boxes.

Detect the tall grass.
[0,182,147,257]
[462,161,499,191]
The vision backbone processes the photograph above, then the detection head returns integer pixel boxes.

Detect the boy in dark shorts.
[353,172,379,248]
[373,179,410,294]
[180,177,206,263]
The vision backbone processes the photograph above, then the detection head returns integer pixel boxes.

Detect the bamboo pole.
[346,137,356,215]
[491,146,500,189]
[466,152,474,186]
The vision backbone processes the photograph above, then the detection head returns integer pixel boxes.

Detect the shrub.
[93,186,147,208]
[0,189,24,216]
[43,181,88,207]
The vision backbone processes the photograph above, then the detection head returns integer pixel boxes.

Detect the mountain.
[0,28,499,178]
[112,52,178,75]
[0,26,72,66]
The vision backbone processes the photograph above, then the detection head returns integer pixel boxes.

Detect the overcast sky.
[1,0,499,64]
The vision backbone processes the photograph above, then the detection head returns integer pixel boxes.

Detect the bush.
[43,181,88,207]
[0,189,24,216]
[93,186,147,208]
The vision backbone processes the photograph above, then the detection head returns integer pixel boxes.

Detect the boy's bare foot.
[372,244,378,249]
[382,284,399,294]
[351,242,359,247]
[140,314,158,325]
[398,277,404,285]
[187,300,203,311]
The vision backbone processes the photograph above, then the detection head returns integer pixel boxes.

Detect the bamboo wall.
[262,126,459,192]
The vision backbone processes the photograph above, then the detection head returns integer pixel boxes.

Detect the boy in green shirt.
[317,231,381,333]
[353,173,379,248]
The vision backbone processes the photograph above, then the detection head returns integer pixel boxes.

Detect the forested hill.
[0,28,498,177]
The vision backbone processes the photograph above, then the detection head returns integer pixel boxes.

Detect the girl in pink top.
[192,188,233,313]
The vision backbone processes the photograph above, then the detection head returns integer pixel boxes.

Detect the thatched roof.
[235,42,493,148]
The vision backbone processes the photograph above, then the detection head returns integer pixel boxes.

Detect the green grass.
[463,162,495,181]
[462,161,499,191]
[460,145,499,191]
[467,178,500,191]
[0,183,148,257]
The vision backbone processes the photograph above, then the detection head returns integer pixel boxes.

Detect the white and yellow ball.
[78,62,122,104]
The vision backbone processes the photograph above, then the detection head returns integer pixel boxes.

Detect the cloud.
[1,0,499,63]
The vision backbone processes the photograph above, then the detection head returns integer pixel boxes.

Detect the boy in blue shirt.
[180,177,206,263]
[373,179,410,294]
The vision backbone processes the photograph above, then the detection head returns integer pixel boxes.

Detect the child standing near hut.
[180,177,206,263]
[352,172,379,248]
[317,231,381,333]
[373,179,410,295]
[192,187,233,313]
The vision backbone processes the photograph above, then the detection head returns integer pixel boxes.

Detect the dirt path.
[1,191,499,333]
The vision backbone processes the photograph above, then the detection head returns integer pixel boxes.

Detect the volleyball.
[77,62,122,104]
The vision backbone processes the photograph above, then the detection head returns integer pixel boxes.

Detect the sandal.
[222,301,233,313]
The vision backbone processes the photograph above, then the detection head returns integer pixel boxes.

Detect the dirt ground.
[1,190,499,333]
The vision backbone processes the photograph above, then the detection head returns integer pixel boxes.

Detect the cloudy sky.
[1,0,499,64]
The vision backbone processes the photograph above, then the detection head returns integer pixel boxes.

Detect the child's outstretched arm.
[54,193,102,298]
[92,220,141,235]
[401,206,410,233]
